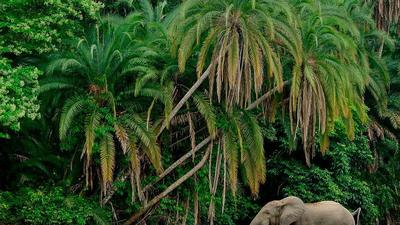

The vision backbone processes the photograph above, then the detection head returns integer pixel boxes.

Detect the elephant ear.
[279,196,305,225]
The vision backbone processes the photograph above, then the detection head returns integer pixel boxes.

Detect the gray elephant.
[250,196,361,225]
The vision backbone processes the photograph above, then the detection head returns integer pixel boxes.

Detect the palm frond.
[114,123,129,154]
[122,113,163,173]
[192,92,217,138]
[223,131,239,196]
[127,136,144,202]
[140,0,154,22]
[82,109,101,188]
[171,0,297,108]
[39,76,79,93]
[239,111,266,195]
[100,133,116,191]
[59,96,90,140]
[46,58,84,76]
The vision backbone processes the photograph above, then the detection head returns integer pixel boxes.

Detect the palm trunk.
[122,84,287,224]
[103,82,287,207]
[157,66,211,137]
[143,80,288,192]
[122,144,212,225]
[193,175,200,225]
[142,136,212,193]
[246,80,290,110]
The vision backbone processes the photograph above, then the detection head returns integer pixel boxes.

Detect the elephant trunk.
[249,216,268,225]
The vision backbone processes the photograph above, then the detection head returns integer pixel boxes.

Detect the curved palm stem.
[156,65,211,137]
[122,143,211,225]
[105,83,284,206]
[142,136,212,193]
[246,80,291,110]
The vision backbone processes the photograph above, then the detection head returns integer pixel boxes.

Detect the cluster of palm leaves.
[41,13,170,196]
[40,0,391,223]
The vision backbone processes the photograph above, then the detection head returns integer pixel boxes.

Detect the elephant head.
[250,196,305,225]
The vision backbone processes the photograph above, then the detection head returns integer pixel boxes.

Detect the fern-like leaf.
[123,114,163,173]
[114,123,129,154]
[100,133,116,188]
[192,92,217,138]
[59,96,89,140]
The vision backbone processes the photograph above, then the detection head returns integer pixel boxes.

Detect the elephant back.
[303,201,355,225]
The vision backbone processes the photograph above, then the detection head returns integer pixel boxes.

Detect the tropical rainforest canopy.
[0,0,399,224]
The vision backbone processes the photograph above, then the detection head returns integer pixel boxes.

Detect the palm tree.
[40,15,169,195]
[288,0,375,166]
[156,0,298,135]
[343,0,397,143]
[122,95,273,225]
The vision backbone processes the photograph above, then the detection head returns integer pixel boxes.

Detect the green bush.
[0,0,101,55]
[0,58,41,137]
[0,186,110,225]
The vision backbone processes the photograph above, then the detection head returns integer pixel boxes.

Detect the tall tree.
[287,0,378,165]
[156,0,298,135]
[41,16,170,195]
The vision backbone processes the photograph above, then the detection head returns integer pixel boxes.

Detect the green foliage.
[0,186,110,225]
[0,0,102,55]
[287,0,381,163]
[1,0,400,225]
[41,16,169,193]
[268,120,383,224]
[0,120,66,187]
[0,58,40,137]
[201,190,259,225]
[369,136,400,222]
[145,159,260,225]
[171,0,294,107]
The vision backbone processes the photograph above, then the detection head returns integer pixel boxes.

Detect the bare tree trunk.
[122,145,212,225]
[102,136,211,206]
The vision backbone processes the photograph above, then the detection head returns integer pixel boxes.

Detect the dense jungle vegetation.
[1,0,400,224]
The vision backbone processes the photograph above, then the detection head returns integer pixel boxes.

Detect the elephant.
[250,196,361,225]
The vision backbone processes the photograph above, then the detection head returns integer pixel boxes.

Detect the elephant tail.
[352,207,361,225]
